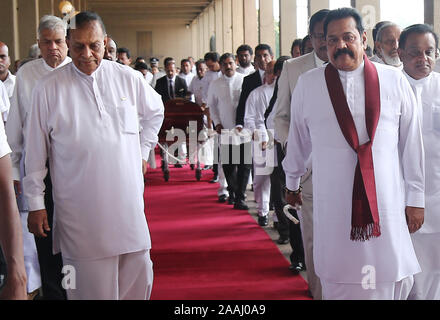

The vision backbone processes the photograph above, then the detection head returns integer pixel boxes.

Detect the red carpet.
[144,157,311,300]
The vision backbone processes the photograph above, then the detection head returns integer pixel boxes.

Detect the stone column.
[0,0,18,64]
[355,0,380,48]
[208,4,215,51]
[432,0,440,36]
[259,0,275,50]
[280,0,298,56]
[309,0,330,15]
[38,0,54,18]
[232,0,244,52]
[243,0,258,50]
[222,0,232,53]
[17,0,38,59]
[215,0,224,54]
[191,20,199,59]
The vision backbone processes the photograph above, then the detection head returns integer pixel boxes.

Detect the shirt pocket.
[117,102,139,134]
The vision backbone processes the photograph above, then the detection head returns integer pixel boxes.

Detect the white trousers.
[62,249,153,300]
[253,171,271,217]
[322,276,414,300]
[298,174,322,300]
[409,232,440,300]
[20,211,41,293]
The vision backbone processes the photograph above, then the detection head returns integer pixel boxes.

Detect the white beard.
[380,49,402,67]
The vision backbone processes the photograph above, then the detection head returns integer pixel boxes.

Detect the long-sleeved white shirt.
[282,61,424,283]
[244,82,275,142]
[3,71,16,98]
[5,57,72,180]
[202,70,221,104]
[23,59,164,260]
[179,72,195,102]
[0,119,11,158]
[188,76,208,106]
[405,70,440,234]
[0,81,9,122]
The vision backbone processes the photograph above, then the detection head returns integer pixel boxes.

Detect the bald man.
[0,42,15,121]
[104,36,117,62]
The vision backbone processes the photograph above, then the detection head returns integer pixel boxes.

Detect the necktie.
[169,79,175,99]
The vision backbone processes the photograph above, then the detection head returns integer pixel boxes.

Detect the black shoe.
[273,221,279,230]
[218,194,227,203]
[227,196,235,205]
[277,237,289,245]
[202,165,213,170]
[190,164,195,170]
[258,215,268,226]
[234,200,249,210]
[209,176,219,183]
[174,163,183,168]
[289,262,306,273]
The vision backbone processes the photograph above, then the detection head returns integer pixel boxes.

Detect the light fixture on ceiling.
[59,1,74,16]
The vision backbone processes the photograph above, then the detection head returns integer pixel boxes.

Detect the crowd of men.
[1,6,440,300]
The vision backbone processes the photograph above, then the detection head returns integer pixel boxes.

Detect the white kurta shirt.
[0,81,9,122]
[178,72,195,102]
[3,71,16,98]
[283,62,424,283]
[404,70,440,234]
[202,70,221,103]
[6,57,72,180]
[244,82,275,142]
[207,73,244,130]
[0,119,11,157]
[189,76,208,106]
[23,59,164,260]
[237,65,255,76]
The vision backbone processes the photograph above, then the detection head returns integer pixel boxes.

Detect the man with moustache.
[236,44,255,76]
[399,24,440,300]
[207,53,247,209]
[273,9,330,299]
[23,11,164,300]
[6,15,72,300]
[283,7,424,300]
[372,22,403,69]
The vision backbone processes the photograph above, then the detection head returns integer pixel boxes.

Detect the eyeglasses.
[327,34,357,47]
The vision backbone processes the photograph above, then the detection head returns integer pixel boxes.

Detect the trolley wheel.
[196,169,202,181]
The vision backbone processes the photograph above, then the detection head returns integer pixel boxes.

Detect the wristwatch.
[284,186,302,195]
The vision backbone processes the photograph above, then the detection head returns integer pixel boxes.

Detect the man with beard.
[6,15,72,300]
[283,7,424,300]
[399,24,440,300]
[273,9,330,300]
[236,44,255,76]
[372,22,403,69]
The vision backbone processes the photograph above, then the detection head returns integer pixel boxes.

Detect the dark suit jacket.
[235,70,262,126]
[155,75,188,103]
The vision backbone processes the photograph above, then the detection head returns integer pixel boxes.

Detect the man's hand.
[406,206,424,233]
[215,124,223,135]
[142,159,148,175]
[260,141,267,151]
[286,190,302,209]
[28,209,50,238]
[13,180,21,198]
[235,126,243,133]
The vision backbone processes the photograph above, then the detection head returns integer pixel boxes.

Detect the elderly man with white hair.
[6,14,71,300]
[370,22,403,69]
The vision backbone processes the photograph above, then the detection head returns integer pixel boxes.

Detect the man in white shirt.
[23,11,164,300]
[236,44,255,76]
[371,22,403,69]
[0,120,27,300]
[283,7,424,300]
[0,42,15,122]
[6,15,71,300]
[207,53,247,208]
[0,82,8,124]
[273,9,330,300]
[244,61,275,226]
[399,24,440,300]
[204,51,228,200]
[179,58,195,102]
